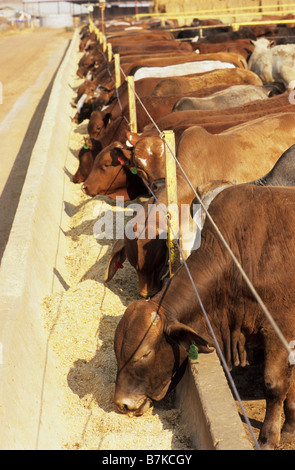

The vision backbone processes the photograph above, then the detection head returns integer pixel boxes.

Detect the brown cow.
[74,52,243,120]
[87,41,195,76]
[192,38,254,60]
[104,112,295,297]
[128,93,295,186]
[82,95,295,196]
[113,184,295,450]
[151,68,263,97]
[81,141,147,201]
[80,100,289,191]
[86,89,236,139]
[81,105,293,197]
[87,83,233,138]
[105,30,175,43]
[72,145,95,184]
[102,50,247,90]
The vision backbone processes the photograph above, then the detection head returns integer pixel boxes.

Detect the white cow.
[133,60,235,81]
[248,38,295,90]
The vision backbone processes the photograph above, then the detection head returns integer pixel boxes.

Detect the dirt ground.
[0,27,73,260]
[0,27,73,121]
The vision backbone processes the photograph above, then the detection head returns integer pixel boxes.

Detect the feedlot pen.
[3,25,294,450]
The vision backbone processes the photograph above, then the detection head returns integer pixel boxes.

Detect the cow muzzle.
[114,395,152,416]
[81,183,96,197]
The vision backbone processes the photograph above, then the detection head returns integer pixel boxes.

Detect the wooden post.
[99,0,106,35]
[107,43,112,63]
[163,130,180,276]
[127,76,137,133]
[114,54,121,90]
[102,34,107,53]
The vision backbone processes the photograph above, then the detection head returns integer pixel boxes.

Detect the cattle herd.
[70,15,295,450]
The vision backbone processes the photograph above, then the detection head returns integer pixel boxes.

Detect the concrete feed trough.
[0,28,253,450]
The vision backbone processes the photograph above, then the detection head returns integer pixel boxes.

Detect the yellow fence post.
[163,130,180,276]
[102,34,107,53]
[107,43,112,63]
[114,53,121,90]
[127,76,137,134]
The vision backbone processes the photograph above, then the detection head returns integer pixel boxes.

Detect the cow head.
[72,140,95,184]
[126,131,166,185]
[104,196,169,297]
[75,80,97,104]
[114,299,212,416]
[250,37,275,49]
[88,110,112,140]
[82,142,132,199]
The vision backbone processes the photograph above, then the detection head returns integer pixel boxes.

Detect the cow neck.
[175,126,216,206]
[149,257,217,345]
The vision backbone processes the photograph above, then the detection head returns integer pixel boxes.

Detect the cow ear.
[103,113,111,128]
[111,147,132,166]
[126,131,141,147]
[166,321,213,354]
[104,239,127,282]
[119,147,132,161]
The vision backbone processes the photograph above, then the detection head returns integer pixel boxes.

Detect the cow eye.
[132,350,151,365]
[133,352,152,378]
[140,350,151,361]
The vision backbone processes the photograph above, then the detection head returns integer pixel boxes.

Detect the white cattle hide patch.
[133,60,235,81]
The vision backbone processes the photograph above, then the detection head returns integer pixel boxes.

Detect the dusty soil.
[0,27,73,260]
[0,27,72,121]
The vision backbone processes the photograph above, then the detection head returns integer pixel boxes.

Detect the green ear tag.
[83,144,89,149]
[131,167,137,175]
[189,344,199,360]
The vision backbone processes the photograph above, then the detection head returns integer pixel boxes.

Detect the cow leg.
[259,336,291,450]
[282,367,295,435]
[237,331,248,367]
[231,329,248,367]
[231,328,241,367]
